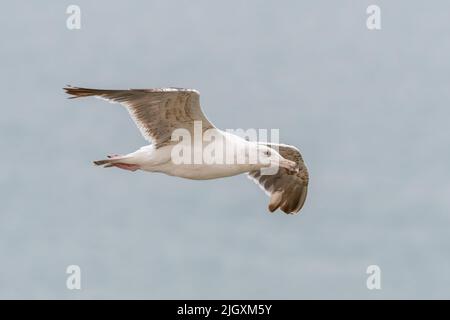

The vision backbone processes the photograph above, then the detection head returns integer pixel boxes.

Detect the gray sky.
[1,0,450,299]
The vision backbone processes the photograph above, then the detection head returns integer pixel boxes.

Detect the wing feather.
[64,86,215,148]
[248,143,309,215]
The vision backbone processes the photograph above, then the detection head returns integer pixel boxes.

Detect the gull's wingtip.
[64,86,98,99]
[63,85,77,99]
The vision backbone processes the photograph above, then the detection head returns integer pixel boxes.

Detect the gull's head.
[254,144,298,172]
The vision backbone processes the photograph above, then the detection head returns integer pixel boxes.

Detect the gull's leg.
[94,145,156,172]
[105,154,140,171]
[110,163,140,172]
[94,154,140,171]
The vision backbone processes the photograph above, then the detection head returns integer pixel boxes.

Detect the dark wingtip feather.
[63,85,80,99]
[63,86,101,99]
[277,185,308,215]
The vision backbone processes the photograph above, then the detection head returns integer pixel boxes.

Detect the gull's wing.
[248,143,309,214]
[64,86,215,148]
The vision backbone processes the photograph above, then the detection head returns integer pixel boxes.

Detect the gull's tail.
[93,155,140,171]
[93,159,115,166]
[93,155,131,167]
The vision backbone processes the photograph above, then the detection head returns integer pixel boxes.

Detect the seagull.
[64,86,309,214]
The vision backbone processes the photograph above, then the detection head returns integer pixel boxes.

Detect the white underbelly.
[145,163,249,180]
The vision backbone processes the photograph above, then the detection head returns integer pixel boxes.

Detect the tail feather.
[93,159,114,166]
[93,155,133,167]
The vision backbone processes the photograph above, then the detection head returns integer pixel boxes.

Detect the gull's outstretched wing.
[248,143,309,214]
[64,86,215,148]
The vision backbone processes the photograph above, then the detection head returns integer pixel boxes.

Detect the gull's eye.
[265,150,271,156]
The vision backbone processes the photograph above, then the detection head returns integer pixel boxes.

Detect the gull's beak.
[278,158,298,173]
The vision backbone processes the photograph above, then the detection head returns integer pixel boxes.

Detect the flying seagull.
[64,86,309,214]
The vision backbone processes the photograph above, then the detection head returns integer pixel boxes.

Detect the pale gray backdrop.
[1,1,449,299]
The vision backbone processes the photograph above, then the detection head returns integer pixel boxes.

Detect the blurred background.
[1,0,449,299]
